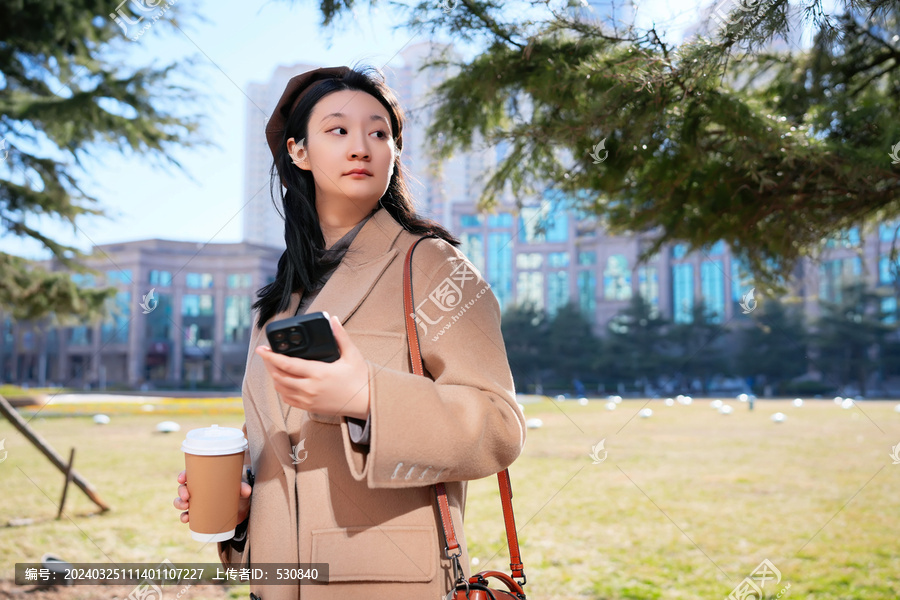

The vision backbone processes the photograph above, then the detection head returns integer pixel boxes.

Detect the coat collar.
[268,206,405,326]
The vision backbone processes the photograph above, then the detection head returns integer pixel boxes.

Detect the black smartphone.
[264,311,341,362]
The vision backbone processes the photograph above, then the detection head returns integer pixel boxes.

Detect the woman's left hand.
[255,314,370,419]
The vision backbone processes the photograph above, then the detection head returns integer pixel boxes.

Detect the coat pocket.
[310,525,437,582]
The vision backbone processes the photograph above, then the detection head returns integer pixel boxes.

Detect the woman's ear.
[286,137,310,171]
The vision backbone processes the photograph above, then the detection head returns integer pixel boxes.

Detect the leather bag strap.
[403,236,526,581]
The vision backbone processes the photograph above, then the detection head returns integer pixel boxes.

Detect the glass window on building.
[488,213,513,228]
[106,269,133,286]
[672,263,694,323]
[879,255,900,285]
[46,328,58,350]
[731,257,753,300]
[518,205,568,243]
[819,257,862,303]
[69,325,91,346]
[182,294,214,317]
[488,232,513,312]
[548,252,569,268]
[186,273,214,289]
[701,260,725,323]
[882,296,898,325]
[149,270,173,287]
[460,233,485,274]
[825,227,861,249]
[547,271,569,316]
[516,253,543,270]
[100,291,131,344]
[706,241,725,256]
[638,266,659,312]
[71,273,96,287]
[880,220,899,242]
[516,271,544,310]
[183,294,215,349]
[145,292,172,342]
[227,274,252,289]
[671,243,688,260]
[459,214,482,228]
[225,295,252,343]
[603,254,632,300]
[578,251,596,266]
[577,271,596,320]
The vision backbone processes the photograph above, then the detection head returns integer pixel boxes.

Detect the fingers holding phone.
[257,312,370,420]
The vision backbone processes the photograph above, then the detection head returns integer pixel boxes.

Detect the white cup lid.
[181,424,248,456]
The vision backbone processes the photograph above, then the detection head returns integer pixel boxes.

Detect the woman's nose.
[349,133,370,160]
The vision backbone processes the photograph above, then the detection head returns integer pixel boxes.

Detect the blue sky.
[3,0,716,261]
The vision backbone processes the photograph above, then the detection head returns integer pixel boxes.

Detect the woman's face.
[289,89,397,215]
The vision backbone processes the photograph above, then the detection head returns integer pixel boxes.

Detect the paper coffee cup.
[181,425,248,542]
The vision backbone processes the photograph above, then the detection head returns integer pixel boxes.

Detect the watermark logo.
[890,441,900,465]
[109,0,178,42]
[0,439,7,464]
[0,138,8,162]
[739,287,757,314]
[710,0,779,50]
[589,439,607,464]
[290,439,308,464]
[890,141,900,165]
[589,138,608,163]
[438,0,458,14]
[711,0,771,28]
[410,260,491,340]
[140,288,158,314]
[727,559,790,600]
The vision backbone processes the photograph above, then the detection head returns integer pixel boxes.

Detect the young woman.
[173,65,526,599]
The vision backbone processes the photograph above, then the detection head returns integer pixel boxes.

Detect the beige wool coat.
[216,207,527,599]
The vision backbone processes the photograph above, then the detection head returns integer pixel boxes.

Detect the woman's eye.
[326,127,387,138]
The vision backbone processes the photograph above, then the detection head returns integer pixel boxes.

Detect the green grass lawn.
[1,397,899,599]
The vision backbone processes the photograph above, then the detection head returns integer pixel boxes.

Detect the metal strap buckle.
[450,553,465,585]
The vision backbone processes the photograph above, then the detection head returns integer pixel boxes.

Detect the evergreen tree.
[602,294,669,391]
[736,297,809,391]
[546,300,601,389]
[500,302,548,393]
[812,283,895,395]
[1,1,202,323]
[666,300,730,393]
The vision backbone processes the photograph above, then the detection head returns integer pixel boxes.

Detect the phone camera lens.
[272,331,285,342]
[289,332,303,345]
[276,341,289,352]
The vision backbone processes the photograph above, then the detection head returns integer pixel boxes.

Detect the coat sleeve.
[340,239,526,489]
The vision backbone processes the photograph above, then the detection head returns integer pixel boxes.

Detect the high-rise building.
[243,62,320,248]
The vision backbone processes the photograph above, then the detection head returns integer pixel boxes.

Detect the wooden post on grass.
[0,395,110,512]
[57,448,76,520]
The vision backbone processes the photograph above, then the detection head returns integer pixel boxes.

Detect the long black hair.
[252,64,460,330]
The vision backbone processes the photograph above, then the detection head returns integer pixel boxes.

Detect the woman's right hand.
[174,469,252,524]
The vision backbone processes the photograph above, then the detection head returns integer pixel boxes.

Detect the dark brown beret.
[265,66,352,160]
